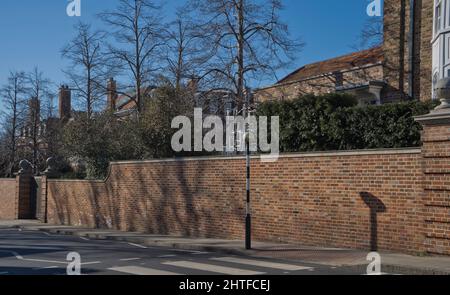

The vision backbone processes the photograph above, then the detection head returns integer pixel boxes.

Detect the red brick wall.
[0,179,17,220]
[421,124,450,255]
[46,149,426,254]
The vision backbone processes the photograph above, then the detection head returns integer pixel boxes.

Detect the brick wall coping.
[415,110,450,125]
[48,147,421,183]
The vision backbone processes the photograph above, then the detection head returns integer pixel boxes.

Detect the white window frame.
[446,0,450,28]
[435,0,443,35]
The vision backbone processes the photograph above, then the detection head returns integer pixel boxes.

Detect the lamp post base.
[245,214,251,250]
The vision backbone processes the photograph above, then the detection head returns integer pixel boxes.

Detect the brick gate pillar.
[416,86,450,255]
[37,175,48,223]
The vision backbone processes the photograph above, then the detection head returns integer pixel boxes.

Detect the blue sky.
[0,0,381,107]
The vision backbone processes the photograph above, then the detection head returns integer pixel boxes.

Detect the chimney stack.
[107,78,117,111]
[59,85,71,120]
[28,97,40,124]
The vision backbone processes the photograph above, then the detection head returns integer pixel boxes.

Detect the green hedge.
[256,93,437,152]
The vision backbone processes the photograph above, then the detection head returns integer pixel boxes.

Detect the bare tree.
[163,11,210,92]
[26,67,56,119]
[42,92,57,119]
[26,67,51,104]
[188,0,302,109]
[0,71,27,177]
[100,0,165,114]
[24,97,41,174]
[22,69,45,173]
[353,16,383,50]
[62,23,109,118]
[20,67,61,173]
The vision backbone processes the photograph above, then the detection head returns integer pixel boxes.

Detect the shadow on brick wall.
[360,192,387,251]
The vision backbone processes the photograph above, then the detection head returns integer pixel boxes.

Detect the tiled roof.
[277,46,384,84]
[117,97,137,111]
[115,86,156,111]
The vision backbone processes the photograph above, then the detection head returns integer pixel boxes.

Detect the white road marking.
[0,250,100,265]
[81,261,102,265]
[109,266,182,276]
[191,252,211,255]
[170,249,201,253]
[79,237,89,241]
[163,261,265,275]
[32,266,58,270]
[128,243,147,249]
[0,272,9,275]
[119,258,142,261]
[157,255,177,258]
[211,257,313,271]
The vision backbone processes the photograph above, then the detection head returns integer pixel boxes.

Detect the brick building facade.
[255,0,435,104]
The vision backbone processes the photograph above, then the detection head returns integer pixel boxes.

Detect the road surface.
[0,228,379,275]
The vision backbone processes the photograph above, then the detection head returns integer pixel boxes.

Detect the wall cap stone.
[111,148,421,165]
[47,148,421,183]
[415,109,450,126]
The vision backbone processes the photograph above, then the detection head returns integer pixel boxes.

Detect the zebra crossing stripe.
[162,261,264,275]
[109,266,182,276]
[211,257,313,271]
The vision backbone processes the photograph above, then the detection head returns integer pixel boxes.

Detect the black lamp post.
[245,133,251,250]
[244,93,251,250]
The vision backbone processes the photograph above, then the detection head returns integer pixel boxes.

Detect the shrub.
[256,93,437,152]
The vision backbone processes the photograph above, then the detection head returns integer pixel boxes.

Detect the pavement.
[1,220,450,275]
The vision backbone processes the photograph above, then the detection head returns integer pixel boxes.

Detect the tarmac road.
[0,228,372,275]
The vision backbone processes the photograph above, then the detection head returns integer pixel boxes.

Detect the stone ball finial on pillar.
[434,78,450,110]
[416,78,450,125]
[18,160,33,175]
[44,157,59,178]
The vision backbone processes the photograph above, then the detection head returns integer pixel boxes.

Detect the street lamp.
[245,130,251,250]
[244,93,251,250]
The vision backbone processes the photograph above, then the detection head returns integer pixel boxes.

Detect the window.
[447,0,450,27]
[333,71,344,87]
[448,37,450,59]
[436,0,442,33]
